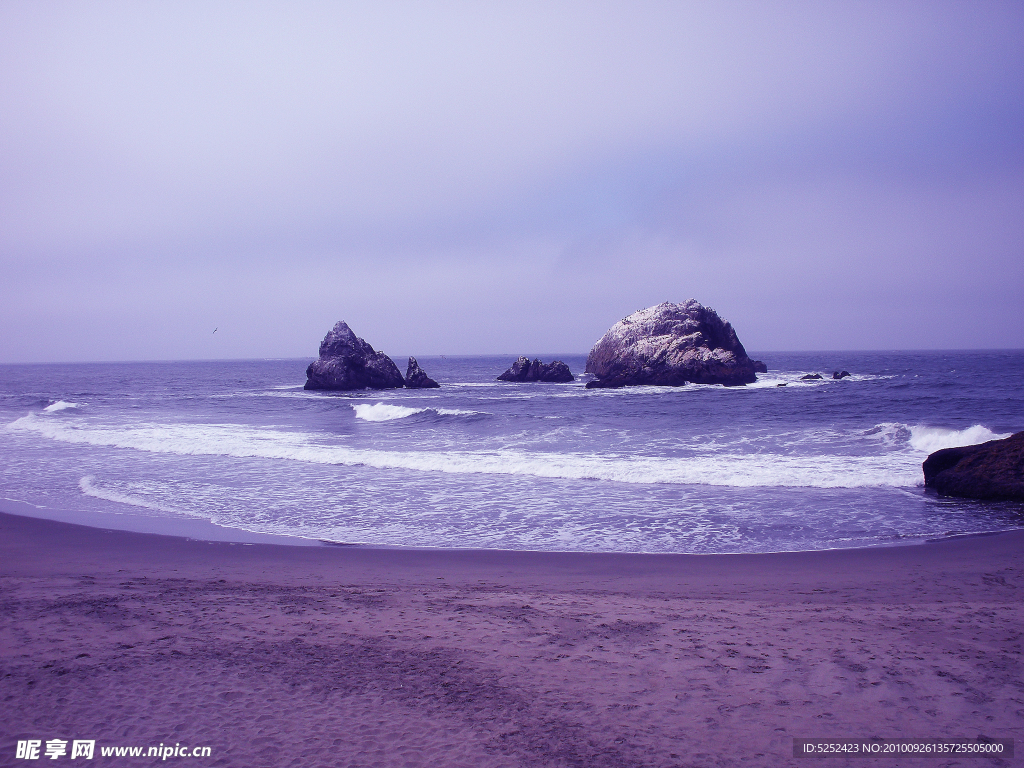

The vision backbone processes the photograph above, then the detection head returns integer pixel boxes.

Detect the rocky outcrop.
[800,371,850,381]
[497,357,532,381]
[497,357,575,383]
[304,321,405,391]
[405,357,440,389]
[922,431,1024,502]
[584,301,760,388]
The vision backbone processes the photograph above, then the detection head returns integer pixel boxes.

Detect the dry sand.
[1,510,1021,767]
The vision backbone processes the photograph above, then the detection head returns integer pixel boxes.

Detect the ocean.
[1,350,1021,554]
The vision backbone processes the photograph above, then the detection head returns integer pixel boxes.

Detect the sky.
[1,1,1022,362]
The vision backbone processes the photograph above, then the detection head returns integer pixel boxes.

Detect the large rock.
[304,321,405,391]
[585,301,761,388]
[497,357,575,383]
[405,357,440,389]
[922,431,1024,502]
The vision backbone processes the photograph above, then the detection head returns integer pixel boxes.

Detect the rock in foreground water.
[585,301,762,388]
[304,321,405,390]
[923,431,1024,501]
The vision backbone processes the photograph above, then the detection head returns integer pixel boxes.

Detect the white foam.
[43,401,80,413]
[908,424,1011,453]
[435,407,479,417]
[353,403,424,421]
[9,414,922,489]
[261,390,336,399]
[863,422,914,446]
[352,403,480,421]
[78,475,188,515]
[863,422,1011,453]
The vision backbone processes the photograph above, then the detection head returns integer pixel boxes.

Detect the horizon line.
[1,347,1023,367]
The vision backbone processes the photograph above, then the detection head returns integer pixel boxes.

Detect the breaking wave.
[43,401,81,413]
[352,403,479,421]
[865,422,1010,453]
[10,414,922,488]
[908,424,1011,453]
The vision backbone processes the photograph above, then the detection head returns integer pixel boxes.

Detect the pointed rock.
[405,357,440,388]
[304,321,405,390]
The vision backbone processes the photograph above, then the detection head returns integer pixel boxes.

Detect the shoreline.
[2,509,1022,767]
[0,497,323,547]
[3,506,1024,589]
[5,496,1020,558]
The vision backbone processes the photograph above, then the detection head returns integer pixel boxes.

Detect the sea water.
[1,351,1022,553]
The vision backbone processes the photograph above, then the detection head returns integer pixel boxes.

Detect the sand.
[1,510,1021,767]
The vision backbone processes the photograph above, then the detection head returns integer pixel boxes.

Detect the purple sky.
[2,2,1022,362]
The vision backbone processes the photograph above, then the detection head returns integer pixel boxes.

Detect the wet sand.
[1,510,1021,767]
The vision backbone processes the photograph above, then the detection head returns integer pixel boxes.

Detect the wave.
[9,414,922,488]
[864,422,1010,452]
[43,400,81,413]
[908,424,1011,453]
[78,475,188,515]
[353,403,423,421]
[352,403,480,422]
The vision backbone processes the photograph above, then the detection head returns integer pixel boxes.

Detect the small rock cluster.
[800,370,851,381]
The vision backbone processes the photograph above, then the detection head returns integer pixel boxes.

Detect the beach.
[1,510,1020,767]
[4,2,1022,765]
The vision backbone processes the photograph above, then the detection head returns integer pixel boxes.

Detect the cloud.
[0,1,1021,360]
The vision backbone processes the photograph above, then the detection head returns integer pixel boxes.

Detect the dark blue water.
[1,351,1022,553]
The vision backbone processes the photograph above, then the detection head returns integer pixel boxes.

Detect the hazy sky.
[2,1,1022,362]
